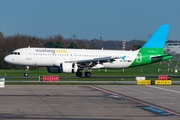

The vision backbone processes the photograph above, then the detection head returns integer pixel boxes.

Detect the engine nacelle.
[60,63,78,73]
[47,63,78,73]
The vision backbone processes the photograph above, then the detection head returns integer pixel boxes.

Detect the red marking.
[43,76,59,81]
[160,102,173,105]
[159,75,167,80]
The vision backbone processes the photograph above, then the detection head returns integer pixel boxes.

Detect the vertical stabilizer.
[142,24,170,53]
[130,24,172,67]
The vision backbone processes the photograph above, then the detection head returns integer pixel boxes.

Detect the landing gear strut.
[24,66,29,77]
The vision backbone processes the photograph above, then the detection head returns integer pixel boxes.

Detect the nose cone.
[4,55,11,64]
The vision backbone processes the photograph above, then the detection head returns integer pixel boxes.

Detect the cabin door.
[26,49,31,60]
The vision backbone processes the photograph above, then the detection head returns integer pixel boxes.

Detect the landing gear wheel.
[85,72,91,77]
[24,66,29,77]
[76,72,82,77]
[24,73,28,77]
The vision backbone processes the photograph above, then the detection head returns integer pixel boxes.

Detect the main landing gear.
[24,66,29,77]
[76,71,91,77]
[85,72,91,77]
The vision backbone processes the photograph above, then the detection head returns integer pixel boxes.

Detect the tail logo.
[136,52,142,63]
[120,56,132,62]
[121,56,126,60]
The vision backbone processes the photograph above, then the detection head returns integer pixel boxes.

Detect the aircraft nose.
[4,55,11,63]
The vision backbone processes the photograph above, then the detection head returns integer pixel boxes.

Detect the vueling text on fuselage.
[35,49,68,54]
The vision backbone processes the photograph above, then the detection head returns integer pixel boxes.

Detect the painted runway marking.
[89,86,180,117]
[148,86,180,94]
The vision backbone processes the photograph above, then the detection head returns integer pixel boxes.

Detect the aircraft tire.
[85,72,91,77]
[76,72,82,77]
[24,73,28,77]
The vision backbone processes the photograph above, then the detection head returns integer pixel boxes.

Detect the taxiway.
[0,85,179,120]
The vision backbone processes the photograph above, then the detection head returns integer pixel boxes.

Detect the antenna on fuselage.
[28,46,30,48]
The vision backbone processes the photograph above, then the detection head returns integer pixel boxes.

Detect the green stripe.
[130,48,172,67]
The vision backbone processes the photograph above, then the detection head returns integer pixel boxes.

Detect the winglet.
[142,24,170,49]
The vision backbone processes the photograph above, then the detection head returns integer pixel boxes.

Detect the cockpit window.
[11,52,20,55]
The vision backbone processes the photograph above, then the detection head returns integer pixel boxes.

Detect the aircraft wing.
[77,57,118,63]
[66,57,119,68]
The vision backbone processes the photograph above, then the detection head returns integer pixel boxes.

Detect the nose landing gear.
[24,66,29,77]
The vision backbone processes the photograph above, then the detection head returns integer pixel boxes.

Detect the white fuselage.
[4,47,139,69]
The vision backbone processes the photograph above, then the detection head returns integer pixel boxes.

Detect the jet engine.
[47,63,78,73]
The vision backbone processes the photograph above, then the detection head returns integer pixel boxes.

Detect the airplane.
[4,24,172,77]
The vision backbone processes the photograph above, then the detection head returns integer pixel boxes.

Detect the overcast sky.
[0,0,180,40]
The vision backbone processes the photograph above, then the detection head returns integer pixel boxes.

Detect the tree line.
[0,31,146,69]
